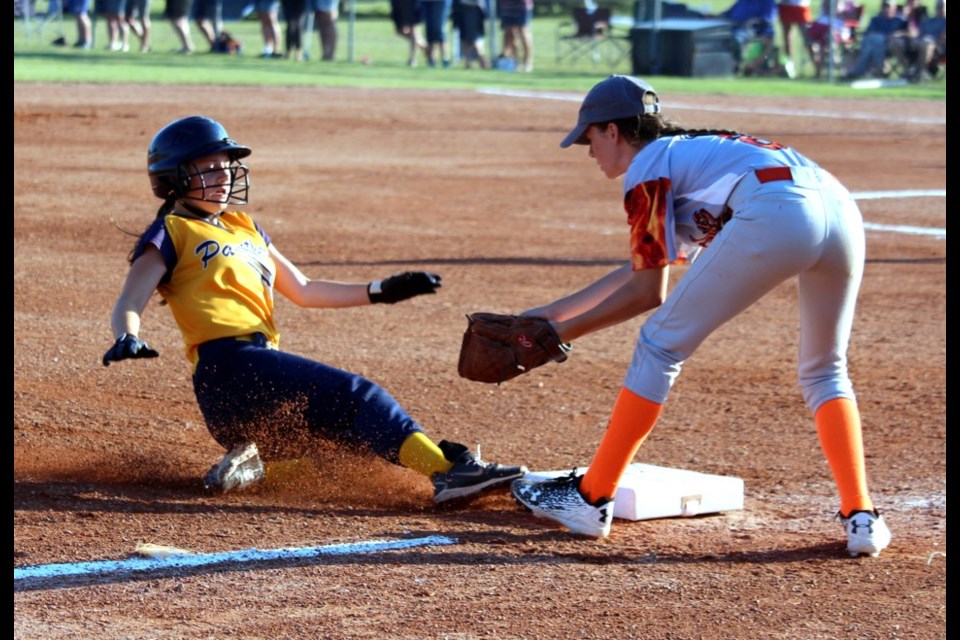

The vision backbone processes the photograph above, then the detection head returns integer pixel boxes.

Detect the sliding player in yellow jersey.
[103,115,526,503]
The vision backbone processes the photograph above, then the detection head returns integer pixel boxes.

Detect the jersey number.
[721,134,786,151]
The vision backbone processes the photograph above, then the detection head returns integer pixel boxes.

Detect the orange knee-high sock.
[815,397,874,516]
[580,388,662,505]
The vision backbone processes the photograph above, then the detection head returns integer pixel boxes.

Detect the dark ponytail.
[125,196,176,264]
[598,113,743,147]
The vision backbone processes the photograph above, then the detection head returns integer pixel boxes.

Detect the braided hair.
[596,114,742,147]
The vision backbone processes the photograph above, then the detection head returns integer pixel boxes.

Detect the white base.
[524,463,744,521]
[850,78,909,89]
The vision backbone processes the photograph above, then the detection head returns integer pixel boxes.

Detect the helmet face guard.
[148,116,252,204]
[176,160,250,206]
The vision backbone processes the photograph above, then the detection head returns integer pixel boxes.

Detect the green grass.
[14,0,946,99]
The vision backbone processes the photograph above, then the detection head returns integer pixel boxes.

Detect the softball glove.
[457,312,571,384]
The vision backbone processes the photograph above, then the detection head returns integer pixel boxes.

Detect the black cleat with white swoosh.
[432,440,527,504]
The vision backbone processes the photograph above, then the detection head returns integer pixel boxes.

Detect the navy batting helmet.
[147,116,252,202]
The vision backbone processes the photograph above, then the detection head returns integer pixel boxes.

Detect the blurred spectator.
[125,0,151,52]
[65,0,93,48]
[192,0,222,49]
[843,0,908,79]
[389,0,427,66]
[164,0,195,52]
[902,4,927,52]
[280,0,307,59]
[452,0,488,68]
[721,0,778,72]
[498,0,533,72]
[311,0,339,61]
[99,0,131,50]
[740,26,794,75]
[421,0,452,67]
[897,0,919,21]
[805,0,857,78]
[838,0,861,21]
[777,0,812,59]
[906,0,946,79]
[256,0,283,57]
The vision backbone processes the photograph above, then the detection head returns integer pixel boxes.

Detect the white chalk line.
[13,535,458,583]
[863,221,945,239]
[853,189,945,200]
[477,88,946,125]
[854,190,946,238]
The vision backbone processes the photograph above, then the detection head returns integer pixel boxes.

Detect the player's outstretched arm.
[270,245,441,308]
[522,262,634,323]
[553,265,669,342]
[104,247,165,365]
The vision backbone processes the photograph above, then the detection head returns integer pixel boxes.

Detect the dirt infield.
[14,83,945,639]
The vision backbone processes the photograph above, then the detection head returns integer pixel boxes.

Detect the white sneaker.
[203,442,265,494]
[511,471,613,538]
[839,509,892,558]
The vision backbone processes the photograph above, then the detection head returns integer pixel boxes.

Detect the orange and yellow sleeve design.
[624,177,671,270]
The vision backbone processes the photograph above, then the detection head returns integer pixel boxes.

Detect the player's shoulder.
[219,210,258,230]
[220,209,252,222]
[221,210,271,245]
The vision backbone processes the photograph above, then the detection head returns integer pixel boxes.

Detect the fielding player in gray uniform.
[510,76,891,558]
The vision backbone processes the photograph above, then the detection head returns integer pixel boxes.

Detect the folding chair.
[18,0,65,43]
[555,6,629,68]
[803,3,864,78]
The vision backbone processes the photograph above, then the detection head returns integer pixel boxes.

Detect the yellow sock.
[815,397,874,516]
[398,432,454,478]
[580,388,662,504]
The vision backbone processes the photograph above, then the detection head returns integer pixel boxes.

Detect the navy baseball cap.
[560,75,662,148]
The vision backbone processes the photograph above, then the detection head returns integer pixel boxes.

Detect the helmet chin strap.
[175,198,224,220]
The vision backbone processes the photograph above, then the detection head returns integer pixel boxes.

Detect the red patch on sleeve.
[624,178,671,269]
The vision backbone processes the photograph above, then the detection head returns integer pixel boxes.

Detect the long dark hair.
[122,197,176,264]
[595,114,742,147]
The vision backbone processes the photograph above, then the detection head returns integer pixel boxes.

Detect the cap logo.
[643,92,661,114]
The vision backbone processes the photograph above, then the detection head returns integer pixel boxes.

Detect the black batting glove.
[368,271,442,304]
[102,333,160,366]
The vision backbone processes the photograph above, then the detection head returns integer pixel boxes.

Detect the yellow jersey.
[133,211,280,366]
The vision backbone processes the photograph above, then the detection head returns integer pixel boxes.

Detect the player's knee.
[800,378,855,413]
